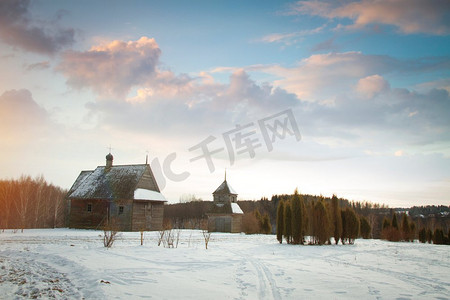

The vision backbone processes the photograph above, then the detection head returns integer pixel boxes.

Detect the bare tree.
[0,180,14,231]
[33,175,46,228]
[15,176,33,232]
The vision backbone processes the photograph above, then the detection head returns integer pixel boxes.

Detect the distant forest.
[0,176,448,242]
[0,176,67,230]
[165,194,450,240]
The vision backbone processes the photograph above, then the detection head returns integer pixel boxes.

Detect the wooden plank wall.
[132,202,164,231]
[69,199,108,229]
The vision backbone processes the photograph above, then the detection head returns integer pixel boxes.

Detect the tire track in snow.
[230,249,281,300]
[323,256,449,297]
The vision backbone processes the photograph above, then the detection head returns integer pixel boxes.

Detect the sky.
[0,0,449,207]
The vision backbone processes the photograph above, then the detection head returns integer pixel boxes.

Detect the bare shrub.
[165,229,174,248]
[241,212,260,234]
[103,218,120,248]
[175,229,181,248]
[202,229,211,250]
[164,228,182,248]
[201,219,211,249]
[157,230,165,246]
[381,227,401,242]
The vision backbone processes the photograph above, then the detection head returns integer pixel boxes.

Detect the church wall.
[110,199,133,231]
[132,202,164,231]
[69,199,109,229]
[231,214,242,233]
[207,214,242,233]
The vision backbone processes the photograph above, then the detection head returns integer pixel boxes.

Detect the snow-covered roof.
[213,180,237,195]
[134,188,166,202]
[68,164,153,200]
[231,203,243,214]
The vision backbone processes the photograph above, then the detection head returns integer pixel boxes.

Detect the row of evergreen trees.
[276,190,367,245]
[381,212,416,242]
[418,227,450,245]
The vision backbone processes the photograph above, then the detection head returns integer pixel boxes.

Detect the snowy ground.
[0,229,449,299]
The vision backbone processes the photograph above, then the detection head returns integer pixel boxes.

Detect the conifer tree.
[301,196,308,239]
[331,195,342,244]
[276,200,285,244]
[391,212,399,229]
[433,228,445,244]
[340,208,347,244]
[359,215,371,239]
[409,222,416,241]
[261,213,272,234]
[346,207,360,244]
[254,209,263,233]
[401,213,411,242]
[341,207,360,244]
[418,228,426,243]
[284,202,292,244]
[382,217,390,230]
[312,200,331,245]
[291,189,304,244]
[426,228,433,243]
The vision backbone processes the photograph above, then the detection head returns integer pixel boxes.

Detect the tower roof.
[213,180,237,195]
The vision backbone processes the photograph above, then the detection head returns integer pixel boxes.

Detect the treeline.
[418,227,450,245]
[0,176,67,230]
[163,193,389,238]
[275,191,364,245]
[164,201,210,228]
[164,192,449,245]
[409,205,450,217]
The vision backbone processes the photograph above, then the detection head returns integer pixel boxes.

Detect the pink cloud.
[0,89,49,143]
[356,74,390,98]
[292,0,450,35]
[258,24,326,45]
[263,51,390,101]
[57,37,161,99]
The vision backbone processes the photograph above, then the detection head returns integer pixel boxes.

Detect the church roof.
[67,164,164,201]
[231,202,243,214]
[213,180,237,195]
[208,201,243,214]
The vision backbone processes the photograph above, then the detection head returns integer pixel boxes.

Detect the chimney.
[106,153,113,169]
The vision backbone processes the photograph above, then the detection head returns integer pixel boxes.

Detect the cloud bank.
[0,0,75,55]
[56,37,450,159]
[291,0,450,35]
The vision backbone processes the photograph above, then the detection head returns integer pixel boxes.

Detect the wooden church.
[67,153,166,231]
[207,172,243,233]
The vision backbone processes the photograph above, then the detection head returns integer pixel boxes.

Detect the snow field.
[0,229,449,299]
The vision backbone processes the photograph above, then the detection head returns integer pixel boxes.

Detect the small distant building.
[67,153,166,231]
[207,173,243,233]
